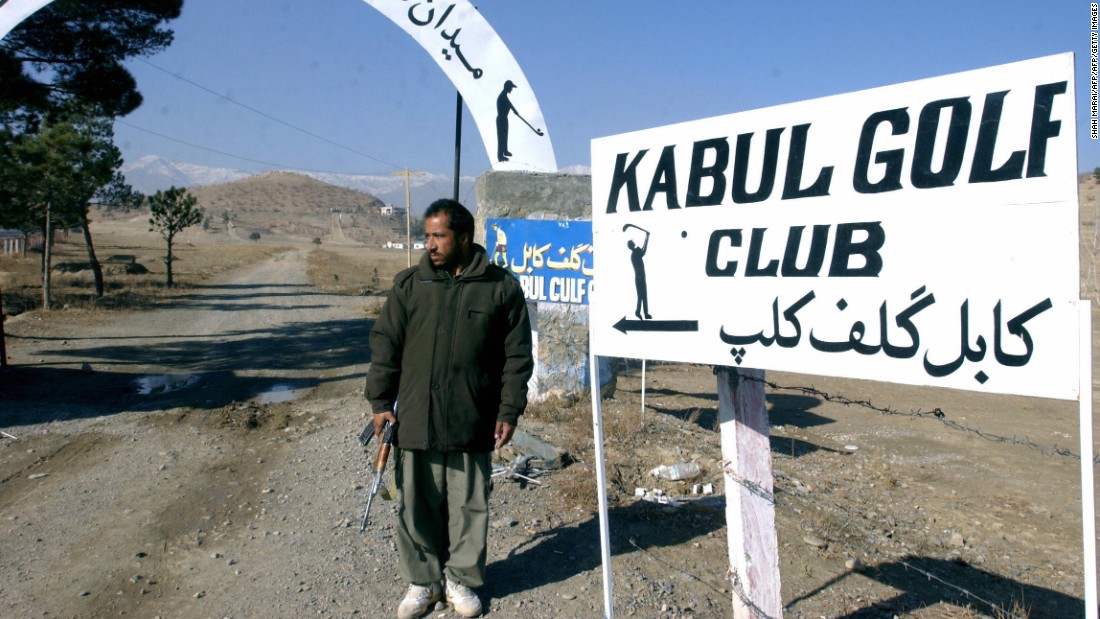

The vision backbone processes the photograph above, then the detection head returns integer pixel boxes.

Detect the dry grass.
[1,223,276,316]
[0,202,421,320]
[524,396,603,512]
[0,236,157,315]
[1081,174,1100,303]
[552,463,601,512]
[305,245,420,296]
[523,390,683,513]
[993,598,1033,619]
[919,598,1032,619]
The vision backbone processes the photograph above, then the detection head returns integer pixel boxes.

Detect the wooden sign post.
[717,367,781,618]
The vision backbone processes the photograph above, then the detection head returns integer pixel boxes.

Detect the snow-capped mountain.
[121,156,252,193]
[120,155,479,213]
[121,156,590,214]
[558,164,591,176]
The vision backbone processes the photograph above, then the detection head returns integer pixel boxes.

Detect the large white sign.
[0,0,53,39]
[591,54,1080,401]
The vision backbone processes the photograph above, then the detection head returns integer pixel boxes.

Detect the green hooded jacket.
[364,245,534,452]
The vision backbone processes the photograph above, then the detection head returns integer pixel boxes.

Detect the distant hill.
[187,171,386,216]
[185,171,407,246]
[121,155,478,215]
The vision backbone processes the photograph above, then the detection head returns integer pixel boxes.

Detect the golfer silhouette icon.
[624,224,652,320]
[495,80,544,162]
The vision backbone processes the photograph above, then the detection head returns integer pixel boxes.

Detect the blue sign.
[487,218,593,305]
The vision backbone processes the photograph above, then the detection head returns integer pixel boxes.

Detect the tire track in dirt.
[0,248,373,618]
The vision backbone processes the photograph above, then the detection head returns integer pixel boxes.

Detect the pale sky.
[102,1,1097,178]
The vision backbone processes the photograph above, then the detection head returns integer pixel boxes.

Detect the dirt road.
[0,244,1095,618]
[1,248,389,617]
[0,248,652,618]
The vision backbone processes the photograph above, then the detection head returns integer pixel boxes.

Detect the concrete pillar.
[475,171,596,402]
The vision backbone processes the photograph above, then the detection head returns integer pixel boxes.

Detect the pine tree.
[0,0,183,126]
[148,187,203,288]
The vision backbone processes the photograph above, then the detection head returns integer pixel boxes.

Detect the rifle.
[359,419,395,532]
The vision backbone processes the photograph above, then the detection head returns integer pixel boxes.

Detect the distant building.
[1,230,26,257]
[380,204,407,219]
[0,229,46,258]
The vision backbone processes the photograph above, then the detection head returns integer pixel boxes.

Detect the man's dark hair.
[424,199,475,240]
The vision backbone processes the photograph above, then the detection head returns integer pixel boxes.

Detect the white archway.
[0,0,557,172]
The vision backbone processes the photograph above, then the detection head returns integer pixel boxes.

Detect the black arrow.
[613,317,699,334]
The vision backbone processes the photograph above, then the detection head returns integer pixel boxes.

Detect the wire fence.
[753,375,1097,464]
[618,362,1092,617]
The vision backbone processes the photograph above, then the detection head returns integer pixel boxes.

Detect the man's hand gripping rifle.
[358,418,395,532]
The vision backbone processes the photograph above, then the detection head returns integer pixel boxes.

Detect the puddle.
[252,384,307,404]
[134,374,201,395]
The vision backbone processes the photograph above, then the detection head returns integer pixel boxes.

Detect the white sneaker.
[445,577,482,618]
[397,582,442,619]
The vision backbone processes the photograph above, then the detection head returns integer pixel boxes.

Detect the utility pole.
[0,282,7,369]
[43,202,51,311]
[454,92,463,201]
[393,168,425,267]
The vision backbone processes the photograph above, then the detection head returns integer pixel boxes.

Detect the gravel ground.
[1,241,1096,618]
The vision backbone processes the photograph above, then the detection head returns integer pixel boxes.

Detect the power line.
[127,58,468,202]
[135,57,403,171]
[116,119,391,176]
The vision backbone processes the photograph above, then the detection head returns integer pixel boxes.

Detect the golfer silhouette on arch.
[496,80,544,162]
[625,224,652,320]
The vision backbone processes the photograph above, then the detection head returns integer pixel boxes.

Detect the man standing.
[365,199,534,619]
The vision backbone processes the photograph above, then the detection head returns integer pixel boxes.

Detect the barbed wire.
[895,559,1002,613]
[598,358,1095,615]
[726,567,781,619]
[751,367,1082,616]
[751,454,1030,618]
[769,476,1014,618]
[720,458,775,505]
[738,373,1097,464]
